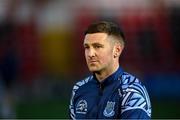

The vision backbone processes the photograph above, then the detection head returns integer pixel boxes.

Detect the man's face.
[83,33,115,73]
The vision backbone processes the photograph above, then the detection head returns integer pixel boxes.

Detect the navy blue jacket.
[69,67,151,119]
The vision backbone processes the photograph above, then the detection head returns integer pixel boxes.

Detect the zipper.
[99,83,103,96]
[96,83,103,118]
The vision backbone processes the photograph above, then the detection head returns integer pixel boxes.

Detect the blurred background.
[0,0,180,119]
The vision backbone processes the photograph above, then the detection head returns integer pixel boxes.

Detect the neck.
[95,63,119,82]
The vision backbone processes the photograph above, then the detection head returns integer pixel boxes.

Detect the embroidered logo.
[103,101,115,117]
[76,100,87,114]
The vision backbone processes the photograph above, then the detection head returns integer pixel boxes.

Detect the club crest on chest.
[103,101,115,117]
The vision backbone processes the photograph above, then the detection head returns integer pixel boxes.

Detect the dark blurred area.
[0,0,180,119]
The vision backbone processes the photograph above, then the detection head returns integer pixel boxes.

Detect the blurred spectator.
[0,12,17,120]
[0,0,19,118]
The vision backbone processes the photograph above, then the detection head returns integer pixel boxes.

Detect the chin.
[88,67,97,72]
[89,69,97,72]
[88,67,101,73]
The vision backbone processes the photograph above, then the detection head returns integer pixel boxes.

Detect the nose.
[87,48,95,58]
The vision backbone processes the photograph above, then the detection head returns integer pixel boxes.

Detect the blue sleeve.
[120,82,151,119]
[121,108,151,119]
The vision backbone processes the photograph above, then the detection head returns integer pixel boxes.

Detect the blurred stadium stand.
[0,0,180,119]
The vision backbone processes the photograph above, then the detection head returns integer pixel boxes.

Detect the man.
[69,21,151,119]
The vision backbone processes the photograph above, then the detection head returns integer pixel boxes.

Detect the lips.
[88,60,98,64]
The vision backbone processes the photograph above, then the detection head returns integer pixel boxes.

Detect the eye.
[94,44,103,49]
[84,45,89,49]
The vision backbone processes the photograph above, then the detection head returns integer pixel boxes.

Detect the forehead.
[84,33,109,44]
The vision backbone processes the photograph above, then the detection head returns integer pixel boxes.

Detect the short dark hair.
[84,21,125,45]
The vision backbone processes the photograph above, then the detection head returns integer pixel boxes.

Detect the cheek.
[85,52,88,60]
[99,50,113,62]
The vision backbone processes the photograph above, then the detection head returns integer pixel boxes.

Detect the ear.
[113,43,123,58]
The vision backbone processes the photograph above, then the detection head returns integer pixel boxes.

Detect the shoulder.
[69,76,93,119]
[119,72,152,117]
[120,72,149,95]
[120,72,145,92]
[72,75,93,93]
[121,72,138,85]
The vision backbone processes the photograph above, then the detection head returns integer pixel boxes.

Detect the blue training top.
[69,67,151,119]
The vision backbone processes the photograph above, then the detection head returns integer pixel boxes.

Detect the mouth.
[88,60,98,64]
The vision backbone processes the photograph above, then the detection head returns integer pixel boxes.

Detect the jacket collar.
[93,66,123,87]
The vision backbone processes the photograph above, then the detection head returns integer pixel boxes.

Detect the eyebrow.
[84,42,104,47]
[92,43,103,46]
